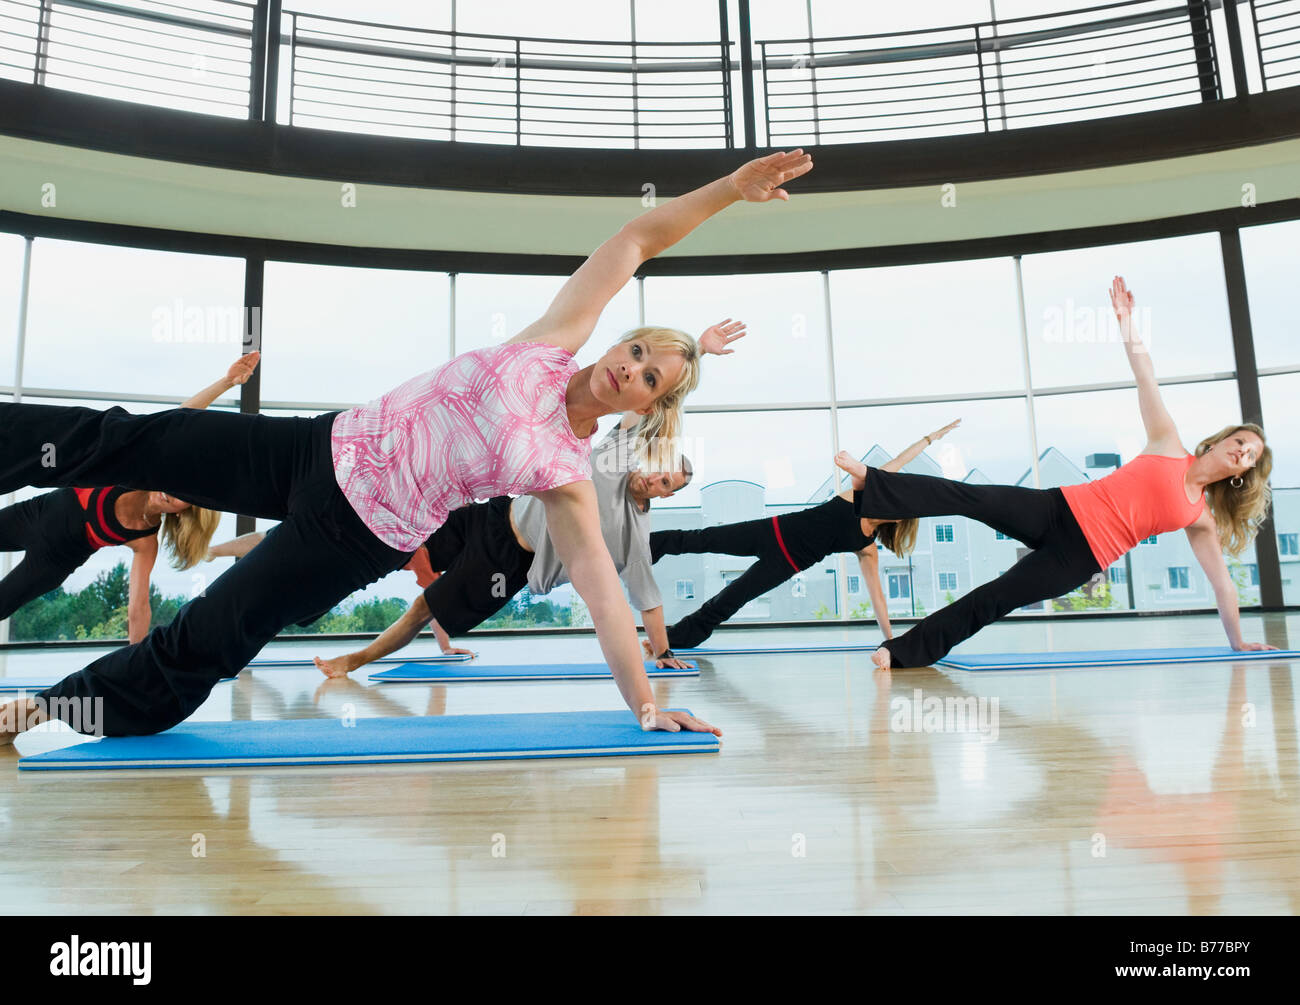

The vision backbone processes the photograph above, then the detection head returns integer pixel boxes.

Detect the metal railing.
[282,10,733,148]
[0,0,254,116]
[1248,0,1300,88]
[760,0,1222,144]
[0,0,1293,147]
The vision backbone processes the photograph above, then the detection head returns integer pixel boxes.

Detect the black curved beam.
[1,78,1298,197]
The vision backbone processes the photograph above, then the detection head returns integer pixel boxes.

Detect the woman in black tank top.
[0,353,256,643]
[648,421,958,649]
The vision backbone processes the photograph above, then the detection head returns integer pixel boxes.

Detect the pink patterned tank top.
[330,341,594,552]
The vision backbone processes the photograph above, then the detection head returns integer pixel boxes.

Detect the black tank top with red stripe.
[72,486,160,550]
[773,495,875,572]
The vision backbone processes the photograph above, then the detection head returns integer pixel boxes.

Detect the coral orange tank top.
[1060,454,1205,570]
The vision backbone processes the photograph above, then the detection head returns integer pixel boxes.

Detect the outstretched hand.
[641,703,721,736]
[728,149,814,203]
[699,318,747,356]
[227,350,260,386]
[1109,276,1135,322]
[1234,641,1280,652]
[931,418,961,441]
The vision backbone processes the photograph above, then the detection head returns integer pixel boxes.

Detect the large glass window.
[0,234,23,387]
[454,272,639,372]
[262,262,450,405]
[1258,373,1300,604]
[1239,220,1300,370]
[24,240,246,399]
[830,258,1022,402]
[1020,234,1235,388]
[659,408,834,511]
[644,272,829,406]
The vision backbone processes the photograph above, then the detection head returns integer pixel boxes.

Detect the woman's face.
[588,338,685,415]
[1209,430,1266,479]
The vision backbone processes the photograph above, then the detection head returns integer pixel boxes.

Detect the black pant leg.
[0,552,86,621]
[0,402,323,521]
[650,517,775,563]
[0,494,46,551]
[34,422,409,736]
[882,537,1100,668]
[857,468,1062,548]
[667,556,795,649]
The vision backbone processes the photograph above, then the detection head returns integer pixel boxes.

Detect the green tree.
[1052,578,1117,612]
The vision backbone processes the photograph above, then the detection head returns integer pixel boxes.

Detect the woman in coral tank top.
[0,150,812,743]
[836,276,1276,670]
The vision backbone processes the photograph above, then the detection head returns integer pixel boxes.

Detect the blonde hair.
[875,518,919,558]
[160,505,222,570]
[618,326,700,471]
[1194,423,1272,557]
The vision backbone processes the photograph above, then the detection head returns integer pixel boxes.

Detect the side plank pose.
[0,150,812,744]
[0,353,256,643]
[207,320,744,674]
[648,420,960,649]
[836,277,1276,671]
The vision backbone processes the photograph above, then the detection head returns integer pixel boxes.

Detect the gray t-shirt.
[511,424,663,611]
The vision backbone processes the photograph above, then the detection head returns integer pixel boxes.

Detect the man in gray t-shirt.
[512,418,664,619]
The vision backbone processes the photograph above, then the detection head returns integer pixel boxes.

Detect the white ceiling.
[2,133,1298,258]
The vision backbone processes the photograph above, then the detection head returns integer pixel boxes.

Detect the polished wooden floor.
[1,612,1298,915]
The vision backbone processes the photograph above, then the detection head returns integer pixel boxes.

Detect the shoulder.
[499,339,577,367]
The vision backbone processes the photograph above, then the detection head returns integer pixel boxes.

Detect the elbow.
[616,222,657,262]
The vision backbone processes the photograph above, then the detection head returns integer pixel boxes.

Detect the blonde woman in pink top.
[836,276,1276,670]
[0,149,813,743]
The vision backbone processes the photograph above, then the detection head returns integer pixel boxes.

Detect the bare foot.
[872,646,892,671]
[313,655,355,679]
[834,451,867,491]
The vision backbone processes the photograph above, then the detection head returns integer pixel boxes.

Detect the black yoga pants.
[0,402,411,736]
[0,489,95,621]
[854,467,1101,668]
[650,520,799,649]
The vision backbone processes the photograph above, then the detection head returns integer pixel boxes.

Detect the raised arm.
[1185,509,1277,652]
[1111,277,1181,454]
[857,543,894,640]
[537,480,718,734]
[836,420,961,501]
[881,419,960,474]
[508,152,811,356]
[181,351,260,411]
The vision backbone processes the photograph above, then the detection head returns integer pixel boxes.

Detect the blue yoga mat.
[936,646,1300,671]
[17,710,720,771]
[678,643,878,656]
[0,680,57,693]
[248,652,474,669]
[368,661,698,683]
